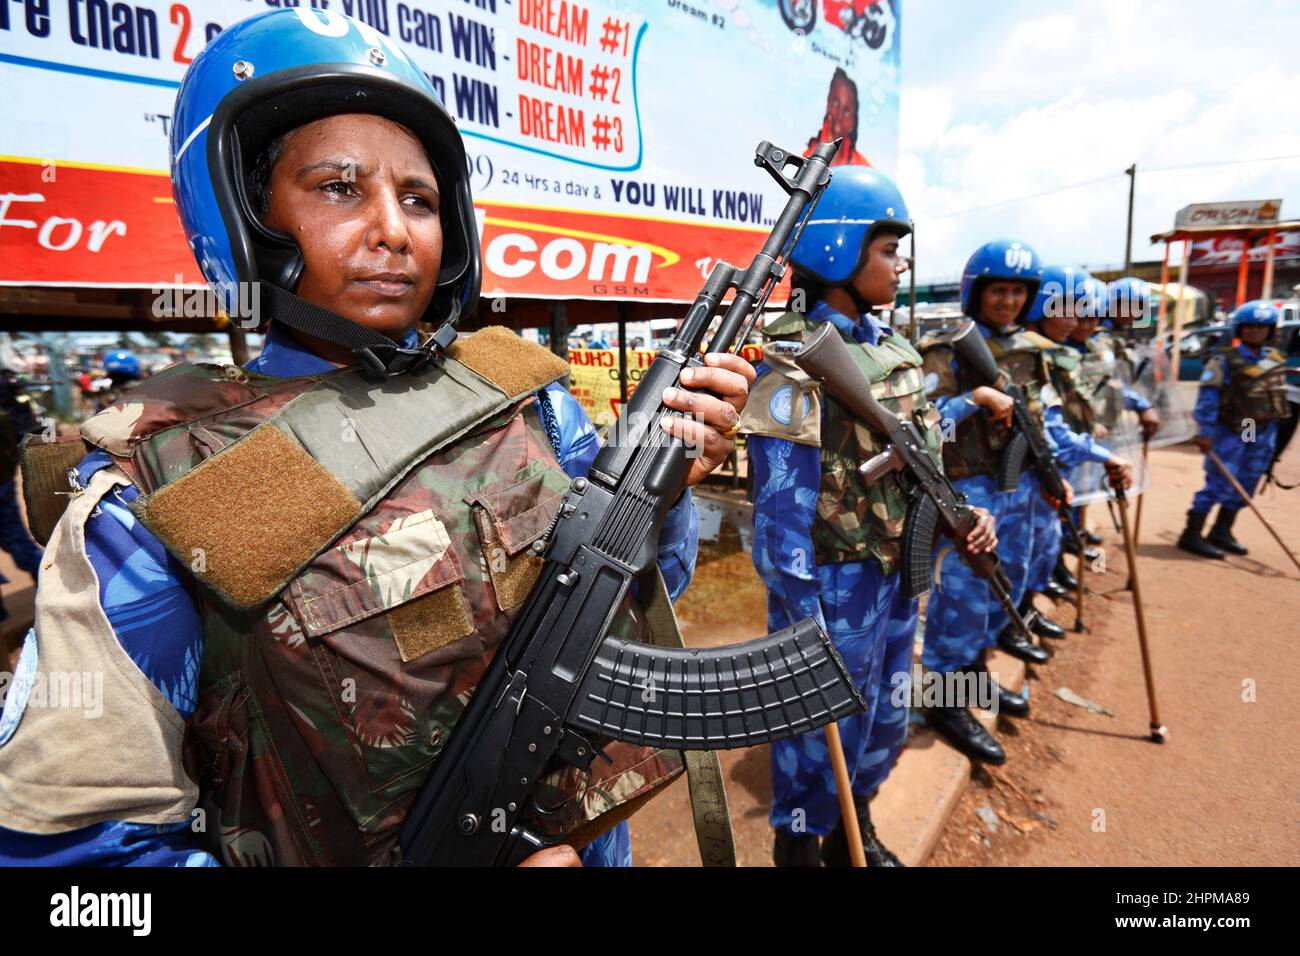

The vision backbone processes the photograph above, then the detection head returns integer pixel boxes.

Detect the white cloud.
[899,0,1300,283]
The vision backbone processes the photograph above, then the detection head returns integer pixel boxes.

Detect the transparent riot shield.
[1131,340,1199,449]
[1066,351,1150,506]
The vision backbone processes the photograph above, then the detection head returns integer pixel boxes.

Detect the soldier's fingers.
[661,387,741,434]
[660,413,733,461]
[518,845,582,868]
[677,364,751,415]
[701,351,758,386]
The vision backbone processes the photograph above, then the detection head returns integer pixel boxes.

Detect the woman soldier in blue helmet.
[1178,300,1291,558]
[739,167,997,866]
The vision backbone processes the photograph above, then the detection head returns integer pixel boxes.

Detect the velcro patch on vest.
[138,424,362,608]
[388,585,476,662]
[19,435,90,547]
[448,326,569,400]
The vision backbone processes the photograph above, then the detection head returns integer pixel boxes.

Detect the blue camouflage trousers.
[768,559,917,836]
[1192,422,1279,513]
[1029,479,1063,593]
[922,473,1036,674]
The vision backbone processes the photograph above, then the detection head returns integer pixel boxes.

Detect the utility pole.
[1124,164,1137,272]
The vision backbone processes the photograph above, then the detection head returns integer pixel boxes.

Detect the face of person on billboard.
[260,113,443,351]
[977,281,1028,329]
[827,72,858,146]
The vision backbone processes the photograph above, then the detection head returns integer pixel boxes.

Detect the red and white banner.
[1187,231,1300,268]
[0,0,903,302]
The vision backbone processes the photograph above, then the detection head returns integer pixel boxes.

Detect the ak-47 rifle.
[398,141,865,867]
[788,324,1040,644]
[951,322,1089,630]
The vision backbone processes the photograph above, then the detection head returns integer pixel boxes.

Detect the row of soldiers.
[739,166,1292,866]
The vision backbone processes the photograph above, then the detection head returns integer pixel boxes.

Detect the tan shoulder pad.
[916,330,947,351]
[1021,330,1059,351]
[739,358,822,448]
[447,326,570,400]
[761,311,812,339]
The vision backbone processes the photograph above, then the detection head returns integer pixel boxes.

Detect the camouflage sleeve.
[920,345,979,427]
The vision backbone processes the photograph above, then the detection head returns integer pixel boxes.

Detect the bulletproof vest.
[927,326,1054,481]
[1078,334,1127,431]
[1218,346,1290,428]
[1047,347,1095,434]
[740,312,942,572]
[62,328,684,866]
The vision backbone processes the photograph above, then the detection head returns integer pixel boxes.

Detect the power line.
[1142,153,1300,173]
[927,153,1300,221]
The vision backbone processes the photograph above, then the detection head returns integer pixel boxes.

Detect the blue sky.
[898,0,1300,283]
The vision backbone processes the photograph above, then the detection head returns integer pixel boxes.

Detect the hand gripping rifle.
[951,322,1089,631]
[788,323,1040,645]
[398,142,865,866]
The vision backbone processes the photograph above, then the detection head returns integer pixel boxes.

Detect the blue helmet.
[1026,263,1089,324]
[1231,300,1282,330]
[789,166,910,286]
[170,8,479,340]
[959,239,1043,323]
[1108,277,1151,325]
[103,350,141,378]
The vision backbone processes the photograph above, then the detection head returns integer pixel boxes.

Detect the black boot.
[997,682,1030,717]
[1207,508,1248,556]
[963,653,1029,717]
[1019,593,1066,640]
[926,701,1006,765]
[1084,529,1104,546]
[773,828,822,867]
[1176,509,1225,559]
[1043,578,1070,601]
[998,622,1053,664]
[1052,558,1079,592]
[821,794,905,868]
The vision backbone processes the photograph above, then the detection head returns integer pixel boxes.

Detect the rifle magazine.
[899,494,941,600]
[569,621,864,750]
[998,432,1029,492]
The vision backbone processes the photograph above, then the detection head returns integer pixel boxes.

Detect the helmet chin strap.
[258,282,457,380]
